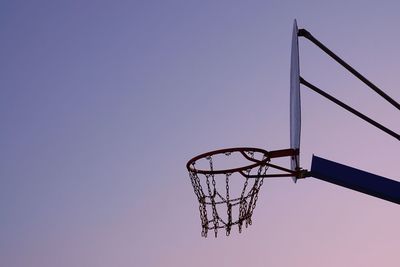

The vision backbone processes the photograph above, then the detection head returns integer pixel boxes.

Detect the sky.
[1,1,399,266]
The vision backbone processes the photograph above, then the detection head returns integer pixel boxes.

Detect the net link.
[188,151,269,238]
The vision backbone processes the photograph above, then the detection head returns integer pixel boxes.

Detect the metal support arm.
[300,77,400,141]
[298,28,400,111]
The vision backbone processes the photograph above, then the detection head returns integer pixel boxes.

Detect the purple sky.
[1,1,399,266]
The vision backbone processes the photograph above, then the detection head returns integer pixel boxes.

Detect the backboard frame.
[290,19,301,182]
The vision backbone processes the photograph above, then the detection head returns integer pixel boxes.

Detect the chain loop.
[187,148,276,237]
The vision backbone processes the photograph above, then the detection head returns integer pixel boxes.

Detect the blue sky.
[1,1,399,266]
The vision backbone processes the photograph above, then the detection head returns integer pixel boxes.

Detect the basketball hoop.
[187,147,302,237]
[186,19,400,239]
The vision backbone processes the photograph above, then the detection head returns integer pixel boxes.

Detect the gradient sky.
[1,1,399,267]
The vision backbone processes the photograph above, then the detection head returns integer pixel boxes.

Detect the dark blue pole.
[310,155,400,205]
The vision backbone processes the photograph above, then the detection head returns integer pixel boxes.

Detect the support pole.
[310,156,400,205]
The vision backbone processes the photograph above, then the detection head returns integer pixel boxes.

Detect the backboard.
[290,19,301,182]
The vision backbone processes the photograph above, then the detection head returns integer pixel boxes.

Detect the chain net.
[188,151,269,237]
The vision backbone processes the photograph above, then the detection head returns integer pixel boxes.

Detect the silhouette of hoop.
[186,147,301,237]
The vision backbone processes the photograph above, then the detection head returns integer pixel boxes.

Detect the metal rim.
[186,147,270,175]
